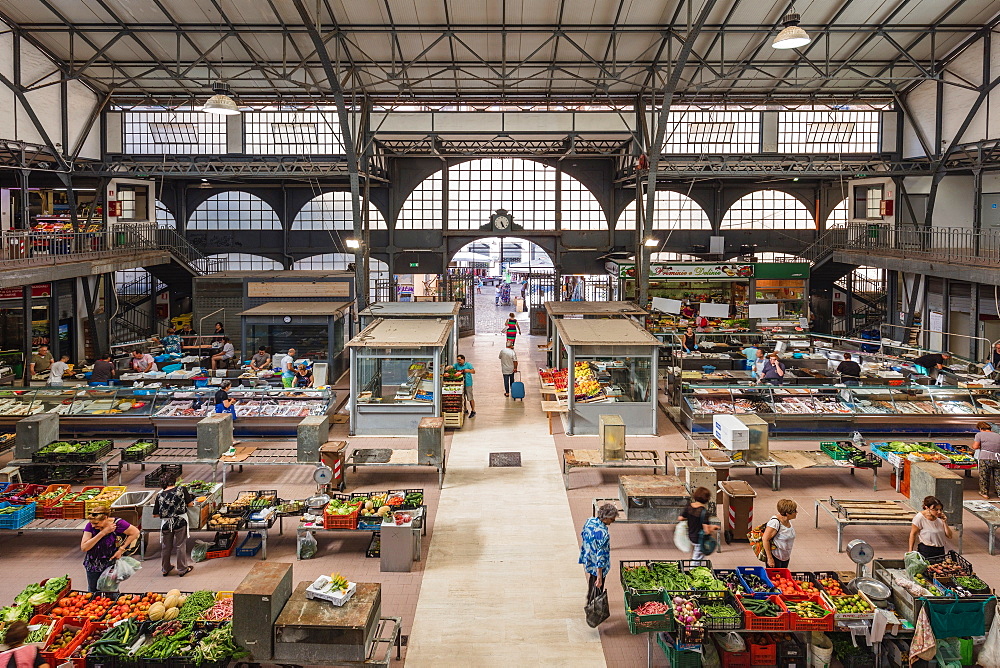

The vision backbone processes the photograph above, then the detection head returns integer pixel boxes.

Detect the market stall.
[358,301,461,361]
[347,318,451,437]
[240,301,353,379]
[549,317,660,436]
[544,300,648,360]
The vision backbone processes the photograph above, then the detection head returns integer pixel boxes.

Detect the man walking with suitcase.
[499,341,518,397]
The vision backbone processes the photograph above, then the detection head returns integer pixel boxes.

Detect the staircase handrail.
[155,228,217,274]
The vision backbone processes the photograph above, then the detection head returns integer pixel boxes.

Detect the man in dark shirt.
[89,353,116,386]
[214,380,236,418]
[836,353,863,386]
[913,352,950,376]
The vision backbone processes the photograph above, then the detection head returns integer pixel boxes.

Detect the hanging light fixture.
[772,12,811,50]
[203,81,240,115]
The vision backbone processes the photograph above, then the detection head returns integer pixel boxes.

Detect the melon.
[163,607,179,620]
[376,505,391,517]
[148,602,165,621]
[163,594,181,610]
[166,589,181,598]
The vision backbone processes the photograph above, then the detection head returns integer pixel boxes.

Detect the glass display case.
[347,318,452,436]
[553,318,661,436]
[681,384,1000,434]
[0,386,335,436]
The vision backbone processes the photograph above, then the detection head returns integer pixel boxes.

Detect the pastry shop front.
[347,318,453,436]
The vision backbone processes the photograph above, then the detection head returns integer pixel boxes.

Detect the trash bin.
[718,479,756,544]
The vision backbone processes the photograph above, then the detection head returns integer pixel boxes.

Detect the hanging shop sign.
[608,262,754,279]
[0,284,52,300]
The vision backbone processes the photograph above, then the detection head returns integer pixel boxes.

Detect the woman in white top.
[908,495,952,559]
[762,499,797,568]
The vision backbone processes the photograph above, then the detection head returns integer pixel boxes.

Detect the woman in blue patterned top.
[579,503,618,598]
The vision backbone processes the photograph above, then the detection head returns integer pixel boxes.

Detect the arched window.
[155,201,176,229]
[396,158,607,230]
[396,172,444,230]
[292,193,387,230]
[205,253,283,271]
[292,254,389,276]
[188,191,281,230]
[826,198,849,228]
[617,191,711,230]
[720,190,815,230]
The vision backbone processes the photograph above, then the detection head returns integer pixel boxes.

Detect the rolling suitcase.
[510,371,525,400]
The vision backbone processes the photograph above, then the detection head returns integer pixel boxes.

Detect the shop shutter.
[980,287,1000,317]
[948,281,972,313]
[926,278,945,312]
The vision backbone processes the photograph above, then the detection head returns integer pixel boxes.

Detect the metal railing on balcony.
[834,223,1000,265]
[0,223,158,265]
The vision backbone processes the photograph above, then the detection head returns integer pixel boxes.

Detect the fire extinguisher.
[636,154,649,171]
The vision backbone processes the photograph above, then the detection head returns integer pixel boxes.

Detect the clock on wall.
[283,316,292,324]
[490,208,513,231]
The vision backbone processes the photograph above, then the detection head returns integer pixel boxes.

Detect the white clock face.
[494,215,510,230]
[283,316,292,323]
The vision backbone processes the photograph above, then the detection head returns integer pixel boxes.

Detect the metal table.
[815,497,964,553]
[140,446,221,481]
[295,506,426,561]
[219,446,319,487]
[347,448,446,489]
[561,449,661,488]
[9,449,124,486]
[0,518,87,534]
[767,450,881,492]
[962,500,1000,555]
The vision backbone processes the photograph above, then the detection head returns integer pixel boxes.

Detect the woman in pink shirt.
[130,351,157,373]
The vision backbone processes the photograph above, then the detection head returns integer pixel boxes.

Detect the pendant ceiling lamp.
[772,12,811,50]
[203,81,240,115]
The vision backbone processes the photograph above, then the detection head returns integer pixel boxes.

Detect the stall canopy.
[554,318,660,348]
[544,301,648,317]
[239,302,353,317]
[347,318,452,348]
[358,302,460,318]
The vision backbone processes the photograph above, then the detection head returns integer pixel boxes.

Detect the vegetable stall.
[617,557,996,668]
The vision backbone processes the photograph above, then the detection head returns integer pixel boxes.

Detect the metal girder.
[0,139,93,172]
[614,154,931,181]
[87,153,389,180]
[375,136,630,157]
[1,10,987,102]
[941,139,1000,172]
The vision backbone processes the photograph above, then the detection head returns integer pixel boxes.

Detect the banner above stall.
[606,262,809,280]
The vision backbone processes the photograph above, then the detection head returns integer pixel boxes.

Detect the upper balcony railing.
[832,223,1000,266]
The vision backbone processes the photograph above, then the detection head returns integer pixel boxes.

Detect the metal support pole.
[49,281,59,361]
[22,286,32,385]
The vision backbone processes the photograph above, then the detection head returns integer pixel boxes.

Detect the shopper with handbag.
[972,421,1000,499]
[762,499,798,568]
[579,503,617,627]
[680,487,719,563]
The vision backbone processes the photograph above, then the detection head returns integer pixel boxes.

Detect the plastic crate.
[60,621,108,668]
[714,569,746,595]
[823,591,877,620]
[714,636,751,668]
[625,590,674,634]
[620,560,696,595]
[324,506,360,530]
[1,483,45,502]
[144,464,183,488]
[657,633,703,668]
[366,532,380,558]
[85,487,127,515]
[235,531,263,557]
[696,593,744,630]
[821,442,852,460]
[36,484,71,507]
[789,572,822,596]
[738,595,790,631]
[782,594,835,631]
[749,635,777,666]
[775,633,806,659]
[205,531,238,559]
[813,572,846,596]
[121,438,159,463]
[765,568,808,597]
[0,501,36,529]
[737,567,778,598]
[33,577,72,615]
[41,616,87,666]
[934,576,991,596]
[357,514,383,530]
[926,551,973,576]
[59,487,104,518]
[396,488,425,510]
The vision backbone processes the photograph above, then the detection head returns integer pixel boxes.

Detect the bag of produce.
[97,556,141,591]
[674,520,693,552]
[191,540,212,563]
[904,550,929,578]
[298,531,318,560]
[982,614,1000,668]
[717,631,746,652]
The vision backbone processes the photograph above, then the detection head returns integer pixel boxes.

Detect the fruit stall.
[549,317,661,436]
[618,557,996,668]
[0,577,246,667]
[347,318,452,436]
[358,301,461,362]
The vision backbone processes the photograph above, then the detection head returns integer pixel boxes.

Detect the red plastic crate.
[33,577,72,615]
[36,484,71,507]
[749,635,777,666]
[783,594,835,632]
[206,532,238,559]
[714,637,751,668]
[59,621,109,668]
[323,507,360,530]
[41,616,87,666]
[58,487,104,519]
[738,595,790,631]
[765,568,807,597]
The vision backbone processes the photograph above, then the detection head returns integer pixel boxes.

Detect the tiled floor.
[6,324,1000,667]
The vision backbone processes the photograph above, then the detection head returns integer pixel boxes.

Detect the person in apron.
[153,474,194,577]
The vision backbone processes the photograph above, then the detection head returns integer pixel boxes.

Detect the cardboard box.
[713,414,749,450]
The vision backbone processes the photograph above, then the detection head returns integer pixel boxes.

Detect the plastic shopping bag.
[96,556,142,592]
[904,550,929,579]
[298,531,318,560]
[717,632,746,653]
[977,608,1000,667]
[674,520,693,552]
[191,540,212,563]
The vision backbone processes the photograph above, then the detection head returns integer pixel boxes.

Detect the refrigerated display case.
[681,384,1000,434]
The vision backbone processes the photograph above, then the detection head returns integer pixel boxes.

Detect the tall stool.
[0,465,22,484]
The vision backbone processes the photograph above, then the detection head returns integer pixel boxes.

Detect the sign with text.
[247,281,351,298]
[612,263,754,279]
[0,284,52,300]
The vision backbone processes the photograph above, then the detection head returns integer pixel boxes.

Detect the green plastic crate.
[625,590,674,635]
[820,442,852,461]
[657,633,703,668]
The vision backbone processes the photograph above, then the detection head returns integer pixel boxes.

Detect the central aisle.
[406,331,606,667]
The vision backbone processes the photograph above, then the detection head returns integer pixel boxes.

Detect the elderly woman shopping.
[579,504,618,599]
